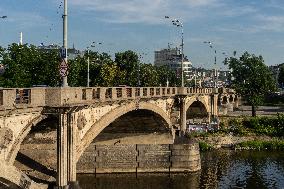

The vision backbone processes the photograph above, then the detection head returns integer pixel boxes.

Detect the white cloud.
[69,0,221,24]
[255,15,284,32]
[219,5,258,17]
[5,12,49,28]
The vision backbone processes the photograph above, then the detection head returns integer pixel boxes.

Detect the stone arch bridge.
[0,87,238,188]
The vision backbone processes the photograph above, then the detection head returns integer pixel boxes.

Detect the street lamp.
[204,41,218,88]
[86,42,102,87]
[165,16,185,87]
[62,0,68,87]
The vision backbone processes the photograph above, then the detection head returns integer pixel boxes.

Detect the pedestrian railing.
[0,87,231,109]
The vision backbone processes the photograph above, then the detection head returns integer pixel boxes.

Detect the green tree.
[278,64,284,88]
[68,51,113,87]
[155,65,179,87]
[140,64,158,86]
[0,43,61,87]
[115,50,139,86]
[226,52,277,116]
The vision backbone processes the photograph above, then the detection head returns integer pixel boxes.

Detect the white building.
[154,47,192,81]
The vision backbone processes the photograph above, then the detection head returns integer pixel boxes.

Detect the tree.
[140,64,158,86]
[115,50,139,86]
[278,64,284,88]
[155,65,180,87]
[226,52,277,116]
[0,43,61,87]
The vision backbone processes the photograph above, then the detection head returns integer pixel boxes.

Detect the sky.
[1,0,284,70]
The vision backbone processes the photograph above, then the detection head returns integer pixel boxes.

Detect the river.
[77,150,284,189]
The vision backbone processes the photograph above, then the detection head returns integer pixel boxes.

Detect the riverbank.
[193,114,284,151]
[195,134,284,151]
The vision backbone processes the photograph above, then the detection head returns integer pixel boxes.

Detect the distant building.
[37,43,82,60]
[269,63,284,87]
[154,47,192,80]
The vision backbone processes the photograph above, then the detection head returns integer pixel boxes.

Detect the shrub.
[199,141,213,151]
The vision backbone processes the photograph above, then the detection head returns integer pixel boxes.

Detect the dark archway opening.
[186,101,209,124]
[93,109,172,145]
[222,96,228,104]
[229,95,234,103]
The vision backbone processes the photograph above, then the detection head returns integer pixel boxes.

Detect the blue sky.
[1,0,284,69]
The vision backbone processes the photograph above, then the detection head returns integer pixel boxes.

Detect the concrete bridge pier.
[180,96,187,136]
[210,94,219,119]
[56,110,80,189]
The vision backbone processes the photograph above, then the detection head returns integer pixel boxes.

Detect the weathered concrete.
[0,87,236,187]
[0,161,48,189]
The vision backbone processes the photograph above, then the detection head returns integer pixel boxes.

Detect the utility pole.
[87,49,90,87]
[165,16,185,87]
[204,41,217,88]
[181,27,184,87]
[62,0,68,87]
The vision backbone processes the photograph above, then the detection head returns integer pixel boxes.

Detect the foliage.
[0,43,61,87]
[225,52,277,116]
[199,141,213,151]
[115,50,139,86]
[227,118,248,136]
[0,44,180,88]
[243,114,284,137]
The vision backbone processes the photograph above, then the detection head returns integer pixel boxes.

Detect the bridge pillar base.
[68,181,81,189]
[54,181,81,189]
[54,185,69,189]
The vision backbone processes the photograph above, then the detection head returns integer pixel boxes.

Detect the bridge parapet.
[0,87,232,109]
[0,88,45,110]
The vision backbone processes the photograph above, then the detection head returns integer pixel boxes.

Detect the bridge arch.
[77,101,172,161]
[6,114,47,164]
[185,97,210,115]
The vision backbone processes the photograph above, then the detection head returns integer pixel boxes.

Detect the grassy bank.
[235,140,284,150]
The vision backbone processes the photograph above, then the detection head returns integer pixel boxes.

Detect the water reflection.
[77,150,284,189]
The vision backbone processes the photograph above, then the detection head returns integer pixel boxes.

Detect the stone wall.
[77,143,201,173]
[15,142,200,181]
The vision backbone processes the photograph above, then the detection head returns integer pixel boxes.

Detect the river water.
[77,150,284,189]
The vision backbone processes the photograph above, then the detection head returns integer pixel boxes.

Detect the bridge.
[0,87,238,188]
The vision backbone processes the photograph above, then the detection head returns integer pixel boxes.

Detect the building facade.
[154,47,192,81]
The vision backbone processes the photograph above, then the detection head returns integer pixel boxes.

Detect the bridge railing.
[44,87,179,106]
[0,88,46,109]
[0,87,231,109]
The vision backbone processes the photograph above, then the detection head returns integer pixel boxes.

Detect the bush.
[199,141,213,151]
[228,118,248,136]
[227,114,284,137]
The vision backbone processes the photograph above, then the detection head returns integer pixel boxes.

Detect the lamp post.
[62,0,68,87]
[87,42,102,87]
[87,47,90,87]
[204,41,217,88]
[165,16,184,87]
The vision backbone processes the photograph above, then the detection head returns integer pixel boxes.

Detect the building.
[154,47,192,81]
[37,43,82,60]
[269,63,284,87]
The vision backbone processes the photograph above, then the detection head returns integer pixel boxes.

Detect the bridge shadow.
[16,152,56,179]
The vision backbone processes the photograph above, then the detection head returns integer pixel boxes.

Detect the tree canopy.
[0,44,179,88]
[226,52,277,116]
